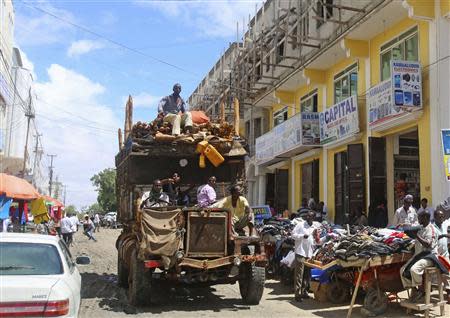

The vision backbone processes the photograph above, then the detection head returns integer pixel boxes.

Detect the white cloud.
[135,0,258,38]
[124,92,161,108]
[34,64,120,208]
[17,48,37,80]
[67,40,106,57]
[15,1,76,46]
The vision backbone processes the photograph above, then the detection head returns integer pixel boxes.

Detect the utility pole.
[48,154,57,196]
[22,88,35,178]
[32,133,42,186]
[63,185,67,206]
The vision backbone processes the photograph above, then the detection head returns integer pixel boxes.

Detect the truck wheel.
[363,288,388,315]
[128,250,151,306]
[117,253,129,288]
[239,264,265,305]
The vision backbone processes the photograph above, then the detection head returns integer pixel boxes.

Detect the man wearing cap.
[158,83,193,136]
[394,194,418,227]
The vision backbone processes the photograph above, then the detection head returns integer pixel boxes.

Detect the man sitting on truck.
[212,185,255,236]
[140,179,170,209]
[157,83,193,136]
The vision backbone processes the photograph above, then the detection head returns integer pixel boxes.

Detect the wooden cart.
[305,252,413,318]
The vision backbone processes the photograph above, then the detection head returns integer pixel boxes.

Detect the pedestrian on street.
[61,213,73,246]
[83,215,97,242]
[394,194,418,227]
[69,214,79,246]
[292,210,321,302]
[94,213,100,232]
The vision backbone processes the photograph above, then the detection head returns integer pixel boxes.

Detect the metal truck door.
[275,169,289,212]
[347,143,365,217]
[369,137,387,206]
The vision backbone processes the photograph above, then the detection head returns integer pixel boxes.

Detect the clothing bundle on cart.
[313,227,415,264]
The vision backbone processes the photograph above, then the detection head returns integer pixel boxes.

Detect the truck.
[115,131,266,306]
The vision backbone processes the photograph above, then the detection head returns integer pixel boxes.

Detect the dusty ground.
[72,228,448,318]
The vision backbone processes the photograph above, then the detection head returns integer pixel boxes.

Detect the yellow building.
[189,0,450,223]
[247,0,448,225]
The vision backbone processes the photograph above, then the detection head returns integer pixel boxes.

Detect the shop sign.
[301,112,320,145]
[0,72,12,105]
[252,205,272,221]
[255,112,320,163]
[368,79,406,127]
[367,61,422,128]
[319,95,359,145]
[391,60,422,108]
[441,129,450,181]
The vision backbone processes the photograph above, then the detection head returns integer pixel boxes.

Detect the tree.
[90,168,117,212]
[64,205,78,216]
[86,203,102,215]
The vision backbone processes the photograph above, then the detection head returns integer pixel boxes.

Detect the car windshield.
[0,242,63,275]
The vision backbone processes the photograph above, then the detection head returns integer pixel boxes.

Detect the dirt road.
[72,228,447,318]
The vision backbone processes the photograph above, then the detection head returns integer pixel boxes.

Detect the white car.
[0,233,89,317]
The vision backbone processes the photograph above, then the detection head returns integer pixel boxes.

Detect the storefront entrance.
[394,131,420,209]
[369,129,420,216]
[301,160,320,205]
[266,169,289,213]
[334,144,365,224]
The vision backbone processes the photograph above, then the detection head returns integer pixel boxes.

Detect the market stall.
[0,173,40,231]
[305,227,415,317]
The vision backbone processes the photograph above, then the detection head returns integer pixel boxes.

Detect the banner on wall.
[391,60,422,108]
[319,95,359,145]
[367,61,422,128]
[255,112,320,164]
[301,112,320,145]
[441,129,450,181]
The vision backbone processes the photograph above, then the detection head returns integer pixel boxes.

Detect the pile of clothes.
[313,226,414,264]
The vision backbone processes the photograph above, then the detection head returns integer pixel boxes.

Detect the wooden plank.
[304,259,338,270]
[400,300,447,310]
[347,260,369,318]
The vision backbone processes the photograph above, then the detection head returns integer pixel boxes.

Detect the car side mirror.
[75,256,91,265]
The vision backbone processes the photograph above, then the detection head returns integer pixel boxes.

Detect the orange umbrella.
[0,173,40,200]
[42,195,64,208]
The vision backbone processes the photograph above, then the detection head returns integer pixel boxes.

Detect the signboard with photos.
[255,112,320,164]
[391,60,422,108]
[319,95,359,145]
[367,61,422,127]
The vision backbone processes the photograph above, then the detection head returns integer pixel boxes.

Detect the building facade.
[189,0,450,223]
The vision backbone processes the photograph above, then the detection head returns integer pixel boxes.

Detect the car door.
[58,241,81,316]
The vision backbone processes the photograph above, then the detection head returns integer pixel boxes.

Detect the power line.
[20,0,200,77]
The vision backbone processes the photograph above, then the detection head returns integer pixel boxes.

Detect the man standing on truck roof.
[140,179,170,209]
[212,185,254,236]
[158,83,193,136]
[197,176,217,208]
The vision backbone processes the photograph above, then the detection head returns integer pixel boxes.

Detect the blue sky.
[15,0,257,208]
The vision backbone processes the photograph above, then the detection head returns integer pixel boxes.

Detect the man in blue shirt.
[158,83,193,136]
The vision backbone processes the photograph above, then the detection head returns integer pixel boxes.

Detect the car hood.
[0,276,60,302]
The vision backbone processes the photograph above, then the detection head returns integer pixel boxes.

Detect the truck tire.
[239,264,265,305]
[363,287,388,315]
[128,250,151,306]
[117,253,129,288]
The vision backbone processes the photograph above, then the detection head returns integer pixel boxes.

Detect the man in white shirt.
[93,213,100,232]
[418,198,435,221]
[60,214,73,246]
[291,210,321,302]
[394,194,418,227]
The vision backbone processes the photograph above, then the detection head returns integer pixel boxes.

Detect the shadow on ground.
[81,272,252,315]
